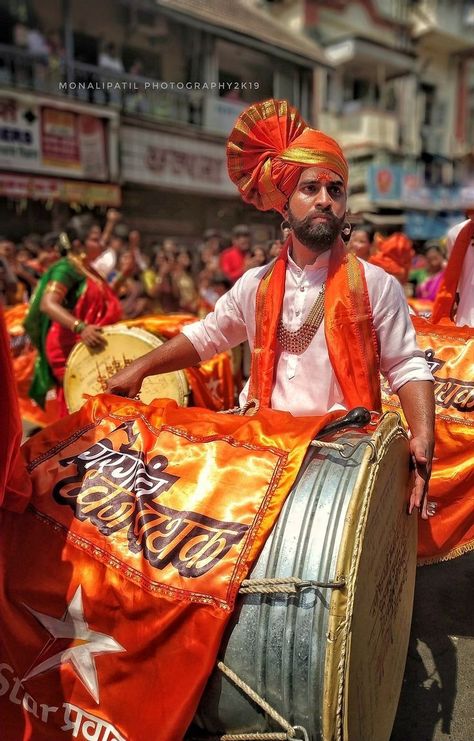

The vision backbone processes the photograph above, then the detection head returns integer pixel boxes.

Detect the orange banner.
[383,317,474,563]
[0,395,330,740]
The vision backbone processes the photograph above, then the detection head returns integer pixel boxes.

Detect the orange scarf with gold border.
[431,219,474,324]
[248,238,381,412]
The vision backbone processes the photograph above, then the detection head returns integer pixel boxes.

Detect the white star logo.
[23,586,125,703]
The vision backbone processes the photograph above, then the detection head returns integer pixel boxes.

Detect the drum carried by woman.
[24,226,123,415]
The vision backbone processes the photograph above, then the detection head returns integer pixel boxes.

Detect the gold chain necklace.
[277,283,325,355]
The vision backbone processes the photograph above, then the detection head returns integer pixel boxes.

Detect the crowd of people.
[0,210,285,317]
[0,208,451,321]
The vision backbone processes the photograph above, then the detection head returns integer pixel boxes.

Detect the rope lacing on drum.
[217,662,309,741]
[311,438,378,462]
[239,576,345,594]
[219,399,260,416]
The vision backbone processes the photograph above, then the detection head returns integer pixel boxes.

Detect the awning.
[0,173,121,207]
[154,0,328,67]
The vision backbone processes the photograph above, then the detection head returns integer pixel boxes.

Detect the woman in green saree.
[24,225,123,414]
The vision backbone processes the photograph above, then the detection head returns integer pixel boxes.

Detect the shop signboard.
[202,97,246,137]
[367,164,402,201]
[121,126,238,197]
[0,92,112,181]
[0,172,121,207]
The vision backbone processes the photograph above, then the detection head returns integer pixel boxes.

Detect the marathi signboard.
[120,126,238,197]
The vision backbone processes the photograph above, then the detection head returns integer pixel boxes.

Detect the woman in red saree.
[24,226,122,414]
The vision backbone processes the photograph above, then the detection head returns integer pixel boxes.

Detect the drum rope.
[217,662,309,740]
[239,576,345,594]
[333,429,402,740]
[310,440,345,451]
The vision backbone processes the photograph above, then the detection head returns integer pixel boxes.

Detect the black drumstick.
[315,407,371,439]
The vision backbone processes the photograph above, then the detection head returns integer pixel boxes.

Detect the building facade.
[0,0,327,243]
[259,0,474,238]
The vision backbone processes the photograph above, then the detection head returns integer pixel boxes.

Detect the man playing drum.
[106,99,435,520]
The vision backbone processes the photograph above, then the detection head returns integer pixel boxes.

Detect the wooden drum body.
[64,326,189,413]
[195,413,416,741]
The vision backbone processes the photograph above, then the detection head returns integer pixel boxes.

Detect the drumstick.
[316,406,371,438]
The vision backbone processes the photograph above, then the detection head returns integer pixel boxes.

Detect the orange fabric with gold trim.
[382,317,474,563]
[0,306,31,512]
[431,219,474,324]
[249,237,381,412]
[369,232,413,284]
[0,394,331,740]
[227,98,348,214]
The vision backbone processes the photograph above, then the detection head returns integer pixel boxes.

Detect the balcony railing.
[0,43,204,127]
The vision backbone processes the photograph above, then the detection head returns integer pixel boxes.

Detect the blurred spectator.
[172,250,198,313]
[0,256,18,306]
[244,243,268,271]
[99,43,124,73]
[0,239,35,301]
[416,244,446,301]
[220,224,251,283]
[369,232,413,285]
[129,59,144,77]
[198,271,231,315]
[268,238,283,259]
[347,225,374,261]
[143,251,178,313]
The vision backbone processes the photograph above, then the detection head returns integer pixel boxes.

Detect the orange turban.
[227,99,349,214]
[369,232,413,284]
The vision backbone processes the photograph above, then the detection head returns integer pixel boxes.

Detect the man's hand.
[105,361,145,398]
[80,325,106,349]
[408,435,435,519]
[396,380,436,520]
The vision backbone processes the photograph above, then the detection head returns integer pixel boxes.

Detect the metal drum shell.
[195,412,416,741]
[64,325,189,413]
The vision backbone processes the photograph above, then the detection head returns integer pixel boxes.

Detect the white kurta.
[446,219,474,328]
[182,250,433,416]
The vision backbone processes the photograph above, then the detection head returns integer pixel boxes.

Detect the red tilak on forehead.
[301,169,342,185]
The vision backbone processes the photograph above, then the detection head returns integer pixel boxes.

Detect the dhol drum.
[195,412,416,741]
[64,325,189,413]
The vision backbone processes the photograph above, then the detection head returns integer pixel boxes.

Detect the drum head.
[64,325,189,413]
[323,412,416,741]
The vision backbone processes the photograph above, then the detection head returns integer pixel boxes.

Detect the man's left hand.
[408,435,435,519]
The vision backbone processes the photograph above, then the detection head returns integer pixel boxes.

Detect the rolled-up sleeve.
[181,284,248,361]
[372,273,433,392]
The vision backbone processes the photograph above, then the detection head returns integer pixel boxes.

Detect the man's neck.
[290,235,336,269]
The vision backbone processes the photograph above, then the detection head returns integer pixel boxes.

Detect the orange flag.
[0,395,332,740]
[0,305,32,511]
[383,317,474,563]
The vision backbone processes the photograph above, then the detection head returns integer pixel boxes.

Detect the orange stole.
[249,239,381,411]
[431,219,474,324]
[382,317,474,564]
[0,395,332,741]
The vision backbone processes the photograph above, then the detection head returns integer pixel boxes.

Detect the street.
[392,552,474,741]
